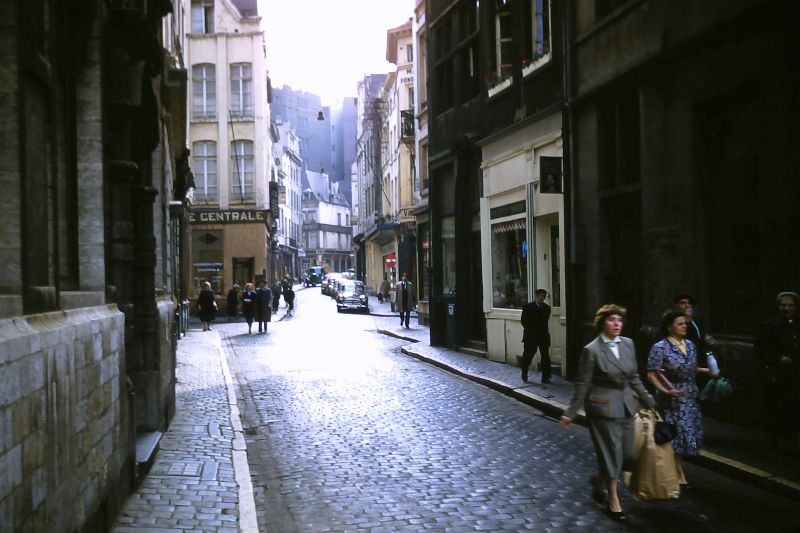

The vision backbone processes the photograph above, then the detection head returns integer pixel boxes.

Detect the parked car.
[304,266,324,287]
[336,281,369,313]
[321,273,341,296]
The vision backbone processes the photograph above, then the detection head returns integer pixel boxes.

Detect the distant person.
[282,277,295,315]
[226,284,240,321]
[755,291,799,450]
[255,280,272,333]
[378,275,390,304]
[520,289,552,384]
[241,283,257,334]
[394,272,416,328]
[272,278,282,311]
[196,281,217,332]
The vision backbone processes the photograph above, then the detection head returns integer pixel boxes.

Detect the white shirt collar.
[600,334,620,344]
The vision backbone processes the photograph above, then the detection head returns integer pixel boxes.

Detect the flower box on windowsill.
[487,77,512,98]
[521,53,551,78]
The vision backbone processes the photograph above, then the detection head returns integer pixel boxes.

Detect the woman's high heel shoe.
[606,506,628,521]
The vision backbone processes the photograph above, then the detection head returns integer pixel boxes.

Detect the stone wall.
[0,305,132,533]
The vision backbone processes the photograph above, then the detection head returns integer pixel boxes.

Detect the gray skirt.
[587,415,634,480]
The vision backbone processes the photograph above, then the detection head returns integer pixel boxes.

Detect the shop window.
[441,216,456,295]
[491,218,528,309]
[192,230,224,295]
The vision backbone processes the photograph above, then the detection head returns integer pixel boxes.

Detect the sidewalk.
[370,307,800,501]
[112,331,257,533]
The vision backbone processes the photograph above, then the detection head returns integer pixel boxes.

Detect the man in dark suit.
[520,288,552,383]
[394,272,416,328]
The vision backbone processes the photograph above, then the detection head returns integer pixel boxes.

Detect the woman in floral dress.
[647,311,711,486]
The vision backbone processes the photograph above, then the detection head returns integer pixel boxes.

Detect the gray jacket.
[564,336,655,419]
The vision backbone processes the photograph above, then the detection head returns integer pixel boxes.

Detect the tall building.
[271,85,332,179]
[0,1,189,530]
[186,0,274,298]
[412,0,431,324]
[271,120,304,281]
[331,96,359,205]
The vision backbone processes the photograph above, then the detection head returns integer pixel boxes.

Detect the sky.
[259,0,414,106]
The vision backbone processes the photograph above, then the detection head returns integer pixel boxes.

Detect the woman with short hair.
[196,281,217,332]
[561,304,655,521]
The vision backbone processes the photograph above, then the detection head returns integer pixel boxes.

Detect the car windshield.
[341,283,356,295]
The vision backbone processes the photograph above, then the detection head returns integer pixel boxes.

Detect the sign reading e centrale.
[189,210,268,224]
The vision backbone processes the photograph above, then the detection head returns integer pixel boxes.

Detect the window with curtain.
[230,63,253,117]
[192,141,217,203]
[191,0,214,34]
[230,140,254,203]
[192,64,216,119]
[532,0,551,55]
[491,218,528,309]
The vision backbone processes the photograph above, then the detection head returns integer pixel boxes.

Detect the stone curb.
[381,330,800,502]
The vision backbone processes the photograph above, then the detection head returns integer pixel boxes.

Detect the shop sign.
[540,156,563,194]
[189,210,268,224]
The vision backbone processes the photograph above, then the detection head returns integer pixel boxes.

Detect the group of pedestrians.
[196,276,297,334]
[549,290,799,522]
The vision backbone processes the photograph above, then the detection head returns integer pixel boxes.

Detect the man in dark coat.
[755,291,799,448]
[255,280,272,333]
[394,272,416,328]
[520,288,552,383]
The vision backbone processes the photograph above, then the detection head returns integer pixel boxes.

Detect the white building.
[185,0,273,296]
[271,120,304,280]
[302,170,352,273]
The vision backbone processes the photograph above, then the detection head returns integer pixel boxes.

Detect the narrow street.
[222,287,800,532]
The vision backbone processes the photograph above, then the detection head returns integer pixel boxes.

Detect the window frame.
[230,140,255,203]
[192,63,216,120]
[191,0,214,34]
[192,140,218,203]
[229,63,253,118]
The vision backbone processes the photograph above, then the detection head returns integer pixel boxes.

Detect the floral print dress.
[647,338,703,456]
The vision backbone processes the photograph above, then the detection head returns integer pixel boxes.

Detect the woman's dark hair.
[660,310,687,337]
[593,304,627,333]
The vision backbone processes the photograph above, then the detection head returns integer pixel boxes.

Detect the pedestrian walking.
[196,281,217,332]
[755,291,799,451]
[226,284,240,321]
[520,288,552,384]
[282,277,295,315]
[241,282,257,334]
[647,311,710,487]
[378,275,390,303]
[272,278,282,311]
[394,272,416,328]
[560,304,655,521]
[255,280,272,333]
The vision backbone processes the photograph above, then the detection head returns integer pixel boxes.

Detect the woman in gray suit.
[560,304,655,521]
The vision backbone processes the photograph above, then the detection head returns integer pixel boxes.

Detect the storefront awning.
[491,218,526,234]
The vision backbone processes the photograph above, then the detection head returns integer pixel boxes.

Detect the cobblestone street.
[227,288,800,532]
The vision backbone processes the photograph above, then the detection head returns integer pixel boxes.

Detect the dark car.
[336,281,369,313]
[305,266,324,287]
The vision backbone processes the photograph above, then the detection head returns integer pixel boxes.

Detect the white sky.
[259,0,414,105]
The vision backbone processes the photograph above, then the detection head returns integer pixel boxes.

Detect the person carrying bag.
[626,409,681,501]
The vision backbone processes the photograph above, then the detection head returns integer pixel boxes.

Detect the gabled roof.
[386,19,412,64]
[303,170,350,207]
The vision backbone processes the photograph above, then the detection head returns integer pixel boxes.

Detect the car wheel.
[336,306,342,313]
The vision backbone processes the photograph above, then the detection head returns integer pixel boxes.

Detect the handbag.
[700,377,733,403]
[626,409,681,501]
[653,413,677,445]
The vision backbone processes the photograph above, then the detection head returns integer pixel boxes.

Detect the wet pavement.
[111,284,800,532]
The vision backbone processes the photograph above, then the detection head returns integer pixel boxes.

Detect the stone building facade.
[0,0,190,531]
